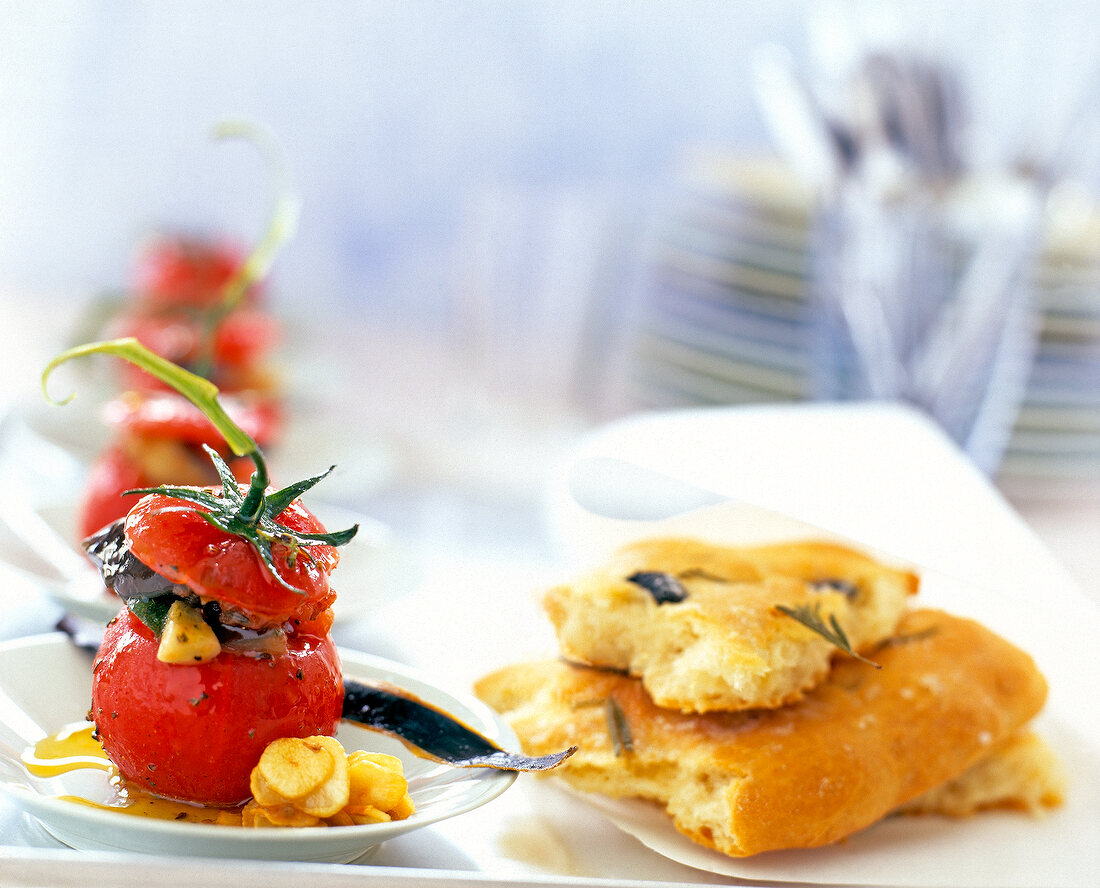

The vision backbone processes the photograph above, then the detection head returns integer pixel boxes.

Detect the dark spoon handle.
[342,678,575,771]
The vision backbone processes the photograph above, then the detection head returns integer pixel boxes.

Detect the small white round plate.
[0,634,517,863]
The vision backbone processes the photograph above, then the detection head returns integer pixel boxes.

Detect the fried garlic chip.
[294,736,350,818]
[242,736,415,828]
[254,736,335,800]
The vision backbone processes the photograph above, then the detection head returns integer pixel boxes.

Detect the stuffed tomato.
[109,235,281,397]
[51,338,358,809]
[85,478,352,806]
[86,475,352,806]
[132,236,262,311]
[92,608,342,807]
[112,306,280,395]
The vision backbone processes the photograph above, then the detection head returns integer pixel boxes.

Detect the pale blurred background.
[1,0,1097,587]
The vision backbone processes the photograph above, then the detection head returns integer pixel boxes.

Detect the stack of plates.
[620,151,1100,497]
[624,155,814,409]
[1005,207,1100,494]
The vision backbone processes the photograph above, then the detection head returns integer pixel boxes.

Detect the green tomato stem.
[41,337,259,460]
[191,120,301,379]
[213,118,301,314]
[238,459,270,525]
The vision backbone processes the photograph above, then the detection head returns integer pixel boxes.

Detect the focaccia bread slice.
[475,610,1049,858]
[542,538,918,713]
[899,730,1065,817]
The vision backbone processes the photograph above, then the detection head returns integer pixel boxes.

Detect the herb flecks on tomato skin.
[92,609,343,807]
[124,490,340,630]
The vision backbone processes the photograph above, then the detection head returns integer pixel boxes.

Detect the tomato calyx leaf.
[128,445,357,595]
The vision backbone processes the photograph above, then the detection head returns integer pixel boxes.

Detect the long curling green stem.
[42,338,258,459]
[211,119,300,313]
[44,338,278,528]
[193,119,301,377]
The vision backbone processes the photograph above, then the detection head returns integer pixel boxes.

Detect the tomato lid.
[124,491,339,628]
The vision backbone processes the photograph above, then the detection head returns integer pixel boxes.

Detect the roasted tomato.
[91,608,343,806]
[112,309,280,394]
[78,448,148,539]
[207,310,281,373]
[104,391,282,449]
[124,492,339,629]
[107,236,279,394]
[76,392,282,540]
[133,237,261,309]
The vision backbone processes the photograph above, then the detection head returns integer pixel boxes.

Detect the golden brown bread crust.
[899,730,1066,817]
[542,538,919,713]
[475,609,1048,857]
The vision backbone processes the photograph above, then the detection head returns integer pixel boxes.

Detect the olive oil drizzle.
[22,722,115,777]
[23,722,244,825]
